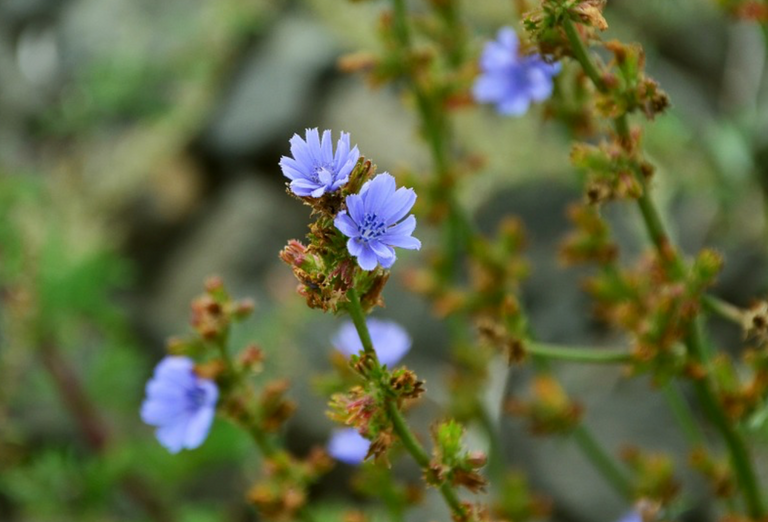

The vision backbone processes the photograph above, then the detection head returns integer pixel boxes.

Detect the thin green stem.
[572,425,633,500]
[661,382,706,448]
[528,342,632,364]
[702,295,745,326]
[386,400,467,518]
[686,321,765,518]
[562,16,605,92]
[346,288,376,358]
[346,294,468,519]
[477,404,505,485]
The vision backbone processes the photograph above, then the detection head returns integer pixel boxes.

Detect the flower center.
[313,164,335,185]
[359,213,386,243]
[186,386,207,409]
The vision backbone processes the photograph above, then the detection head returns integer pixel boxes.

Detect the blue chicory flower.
[140,356,218,454]
[332,318,412,367]
[616,511,642,522]
[280,128,360,198]
[334,173,421,270]
[327,428,371,465]
[473,27,560,116]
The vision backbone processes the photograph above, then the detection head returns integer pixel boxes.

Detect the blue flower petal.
[473,26,560,116]
[140,356,218,454]
[327,428,370,465]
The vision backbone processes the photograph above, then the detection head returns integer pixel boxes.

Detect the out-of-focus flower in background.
[334,173,420,270]
[332,317,412,367]
[327,428,371,465]
[280,128,360,197]
[615,510,642,522]
[473,27,560,116]
[140,356,219,453]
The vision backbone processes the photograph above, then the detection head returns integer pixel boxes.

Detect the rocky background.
[1,1,768,521]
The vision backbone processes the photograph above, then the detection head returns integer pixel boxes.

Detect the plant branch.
[528,342,632,364]
[572,425,633,500]
[346,295,469,520]
[562,17,766,517]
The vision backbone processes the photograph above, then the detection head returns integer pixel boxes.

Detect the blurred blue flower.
[473,27,560,116]
[140,356,218,454]
[332,318,412,367]
[327,428,371,465]
[280,128,360,197]
[616,511,642,522]
[334,173,421,270]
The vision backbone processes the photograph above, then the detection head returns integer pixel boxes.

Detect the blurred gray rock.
[202,15,338,159]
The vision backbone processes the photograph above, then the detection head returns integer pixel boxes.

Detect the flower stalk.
[560,15,766,518]
[346,292,469,520]
[527,342,632,364]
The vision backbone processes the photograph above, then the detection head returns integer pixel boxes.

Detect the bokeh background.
[2,0,768,521]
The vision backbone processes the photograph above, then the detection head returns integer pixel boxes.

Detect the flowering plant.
[4,1,768,522]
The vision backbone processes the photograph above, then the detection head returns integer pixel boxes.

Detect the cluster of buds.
[247,448,333,520]
[570,130,653,204]
[586,250,722,381]
[717,0,768,21]
[280,159,391,313]
[743,300,768,344]
[476,309,528,366]
[689,446,735,499]
[524,0,608,59]
[560,204,618,265]
[621,448,680,506]
[328,356,425,463]
[405,218,528,320]
[187,276,254,344]
[505,376,583,435]
[710,351,768,422]
[599,41,670,121]
[426,420,488,493]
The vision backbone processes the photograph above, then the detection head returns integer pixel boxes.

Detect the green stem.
[562,15,766,517]
[386,400,467,518]
[702,295,745,326]
[686,321,766,518]
[346,293,468,519]
[661,381,706,448]
[477,404,505,485]
[346,288,376,358]
[572,425,633,500]
[528,342,632,364]
[562,16,606,92]
[530,356,633,500]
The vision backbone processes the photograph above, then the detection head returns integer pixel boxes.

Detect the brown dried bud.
[239,344,265,372]
[452,468,488,493]
[195,360,226,380]
[337,52,379,74]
